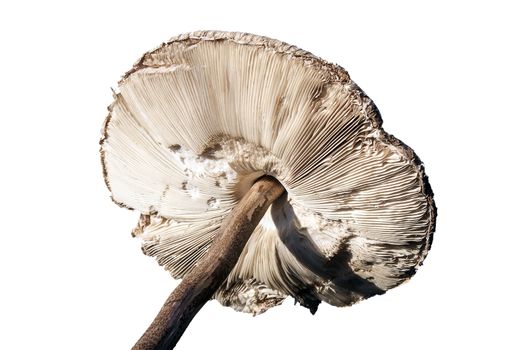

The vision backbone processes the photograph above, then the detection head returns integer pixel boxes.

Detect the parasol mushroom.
[100,30,436,350]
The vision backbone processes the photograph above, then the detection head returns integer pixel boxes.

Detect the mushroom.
[100,30,436,349]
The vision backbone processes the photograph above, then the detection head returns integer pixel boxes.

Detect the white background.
[1,1,524,349]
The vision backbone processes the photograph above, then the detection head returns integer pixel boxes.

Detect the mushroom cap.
[100,31,436,314]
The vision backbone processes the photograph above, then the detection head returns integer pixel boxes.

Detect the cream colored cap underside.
[101,31,435,314]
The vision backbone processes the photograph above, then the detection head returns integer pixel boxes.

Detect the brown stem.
[132,176,285,350]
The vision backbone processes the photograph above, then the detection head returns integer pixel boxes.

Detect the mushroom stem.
[132,176,285,350]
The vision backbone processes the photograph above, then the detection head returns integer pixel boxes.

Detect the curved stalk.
[132,176,285,350]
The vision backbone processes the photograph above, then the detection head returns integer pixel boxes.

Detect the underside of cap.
[100,30,436,315]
